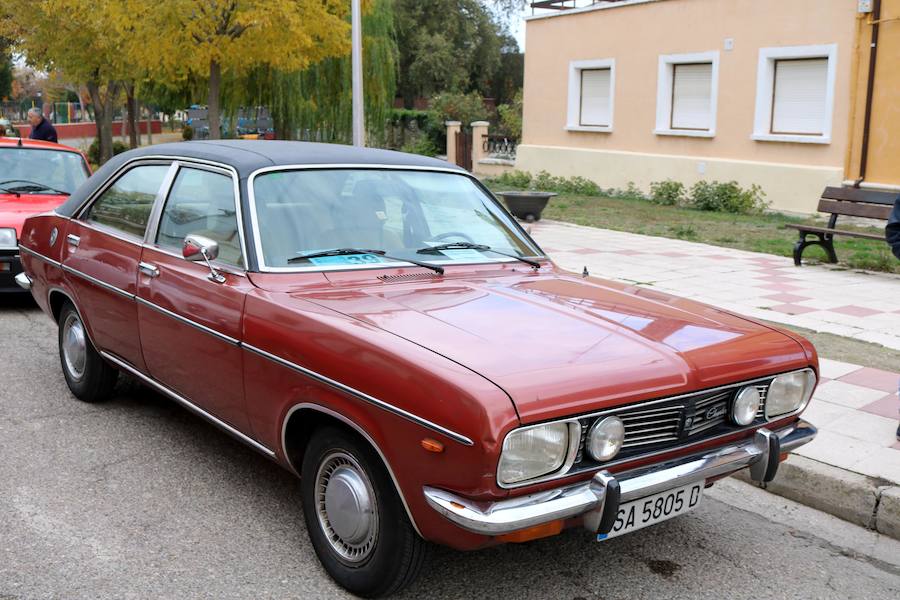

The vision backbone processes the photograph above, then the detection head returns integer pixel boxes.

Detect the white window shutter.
[580,69,611,127]
[771,58,828,135]
[671,63,713,130]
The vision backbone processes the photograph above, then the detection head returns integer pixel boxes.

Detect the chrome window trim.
[280,402,423,536]
[497,368,817,489]
[245,163,545,274]
[71,219,148,247]
[244,342,474,447]
[100,350,276,458]
[146,160,249,271]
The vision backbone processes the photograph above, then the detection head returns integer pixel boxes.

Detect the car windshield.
[0,147,89,195]
[251,169,541,269]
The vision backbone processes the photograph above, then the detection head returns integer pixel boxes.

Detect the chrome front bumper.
[15,271,31,290]
[424,419,816,536]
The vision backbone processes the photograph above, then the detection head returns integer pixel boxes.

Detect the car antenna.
[582,266,589,278]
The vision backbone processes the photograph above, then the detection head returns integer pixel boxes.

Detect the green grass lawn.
[491,188,898,274]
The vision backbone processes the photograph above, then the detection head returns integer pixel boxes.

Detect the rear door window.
[83,164,170,239]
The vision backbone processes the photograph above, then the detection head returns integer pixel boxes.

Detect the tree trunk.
[145,103,153,145]
[125,83,139,148]
[86,80,117,165]
[208,58,221,140]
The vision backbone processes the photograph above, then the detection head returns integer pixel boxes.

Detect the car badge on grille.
[705,405,726,420]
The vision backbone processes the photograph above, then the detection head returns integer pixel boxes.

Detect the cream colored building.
[518,0,897,214]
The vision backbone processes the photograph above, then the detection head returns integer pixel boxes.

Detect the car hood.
[0,193,69,236]
[265,269,809,423]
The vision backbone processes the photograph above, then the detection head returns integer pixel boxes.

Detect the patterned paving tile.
[860,393,899,420]
[763,293,812,303]
[840,367,900,394]
[830,305,886,318]
[768,303,820,315]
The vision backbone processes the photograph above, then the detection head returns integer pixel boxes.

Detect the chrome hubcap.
[62,313,87,381]
[315,451,378,564]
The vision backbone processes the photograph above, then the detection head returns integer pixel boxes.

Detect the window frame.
[76,159,175,243]
[566,58,615,133]
[654,51,719,138]
[148,162,247,270]
[752,44,837,145]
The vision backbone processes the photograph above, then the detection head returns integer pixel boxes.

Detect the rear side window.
[84,164,170,238]
[156,167,242,267]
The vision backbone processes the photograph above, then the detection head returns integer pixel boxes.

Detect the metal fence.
[482,134,518,160]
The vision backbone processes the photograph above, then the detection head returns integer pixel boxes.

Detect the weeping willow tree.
[225,0,397,144]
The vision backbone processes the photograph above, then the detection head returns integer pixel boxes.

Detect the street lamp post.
[351,0,364,147]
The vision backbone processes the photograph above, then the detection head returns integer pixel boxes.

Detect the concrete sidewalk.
[528,219,900,538]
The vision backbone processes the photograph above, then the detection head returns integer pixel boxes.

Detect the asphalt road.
[2,295,900,600]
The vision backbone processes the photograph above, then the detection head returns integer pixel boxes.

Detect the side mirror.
[183,234,225,283]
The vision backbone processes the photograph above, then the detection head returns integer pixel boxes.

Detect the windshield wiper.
[0,179,69,195]
[0,186,20,198]
[287,247,444,274]
[417,242,542,269]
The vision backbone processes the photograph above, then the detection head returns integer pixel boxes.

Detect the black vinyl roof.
[57,140,463,218]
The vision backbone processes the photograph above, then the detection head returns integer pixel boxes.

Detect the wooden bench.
[786,186,897,266]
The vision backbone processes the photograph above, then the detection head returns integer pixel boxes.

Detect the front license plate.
[597,481,704,541]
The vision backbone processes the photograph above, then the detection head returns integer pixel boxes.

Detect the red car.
[0,137,91,291]
[17,141,818,597]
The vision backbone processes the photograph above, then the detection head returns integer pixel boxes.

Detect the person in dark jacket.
[888,195,900,260]
[27,108,58,143]
[887,195,900,440]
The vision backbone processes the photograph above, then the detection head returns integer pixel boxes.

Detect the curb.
[733,454,900,540]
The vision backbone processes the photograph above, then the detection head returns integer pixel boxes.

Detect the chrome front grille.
[756,385,768,419]
[620,404,682,448]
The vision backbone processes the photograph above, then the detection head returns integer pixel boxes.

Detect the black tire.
[301,426,426,598]
[57,301,118,402]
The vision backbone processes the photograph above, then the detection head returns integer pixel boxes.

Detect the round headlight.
[732,386,761,426]
[587,416,625,461]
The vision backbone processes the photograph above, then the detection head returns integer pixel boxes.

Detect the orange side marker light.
[420,438,445,453]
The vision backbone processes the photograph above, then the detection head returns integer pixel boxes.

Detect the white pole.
[351,0,365,147]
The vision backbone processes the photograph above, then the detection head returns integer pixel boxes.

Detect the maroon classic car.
[17,141,817,597]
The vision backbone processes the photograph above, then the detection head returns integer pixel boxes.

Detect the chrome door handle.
[139,262,160,278]
[66,234,80,247]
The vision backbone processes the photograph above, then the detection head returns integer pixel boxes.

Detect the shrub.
[649,180,686,205]
[182,124,193,141]
[484,170,533,189]
[687,180,768,214]
[400,135,439,157]
[496,90,523,139]
[87,138,128,165]
[607,182,647,201]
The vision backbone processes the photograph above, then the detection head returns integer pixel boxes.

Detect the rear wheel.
[301,427,426,598]
[58,301,117,402]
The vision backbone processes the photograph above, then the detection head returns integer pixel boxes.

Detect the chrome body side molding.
[244,343,474,447]
[134,296,240,346]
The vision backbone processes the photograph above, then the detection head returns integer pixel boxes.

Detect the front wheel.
[58,301,118,402]
[301,427,426,598]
